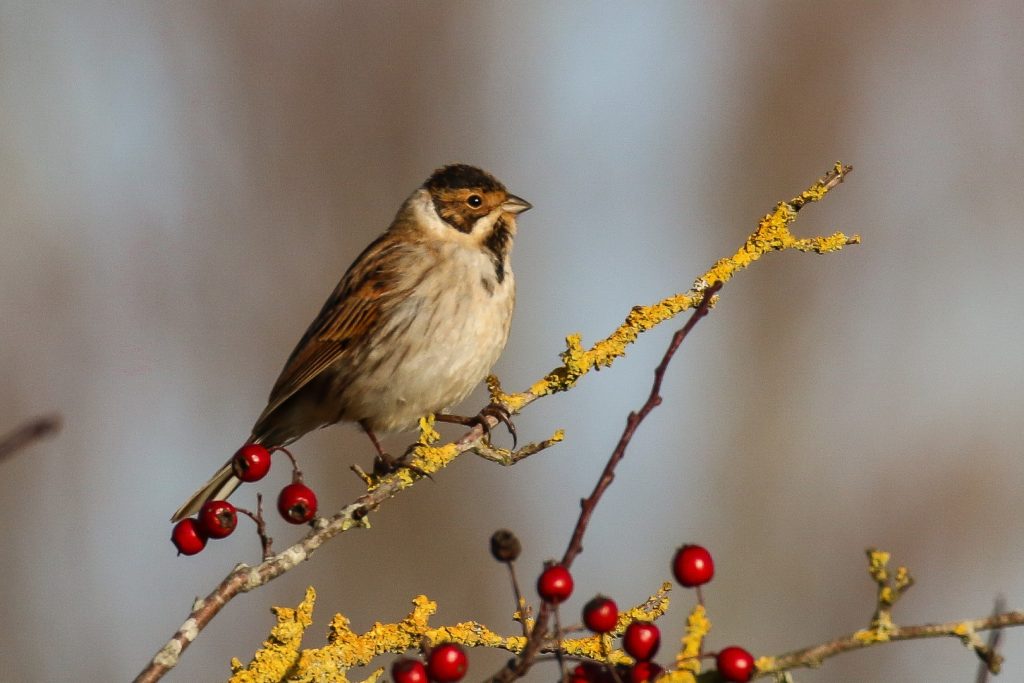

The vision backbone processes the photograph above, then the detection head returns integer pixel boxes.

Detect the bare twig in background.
[976,596,1007,683]
[0,414,61,461]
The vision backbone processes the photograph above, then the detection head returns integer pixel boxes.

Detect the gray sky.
[2,2,1023,681]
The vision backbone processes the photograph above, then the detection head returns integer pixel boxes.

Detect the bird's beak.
[501,194,532,215]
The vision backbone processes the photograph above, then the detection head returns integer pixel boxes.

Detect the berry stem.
[272,445,303,481]
[505,562,530,638]
[235,493,274,560]
[552,606,567,682]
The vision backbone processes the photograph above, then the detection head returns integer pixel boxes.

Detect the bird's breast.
[340,241,514,432]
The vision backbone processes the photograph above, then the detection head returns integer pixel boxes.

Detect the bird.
[171,164,531,522]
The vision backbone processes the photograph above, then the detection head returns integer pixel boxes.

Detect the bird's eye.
[466,194,483,208]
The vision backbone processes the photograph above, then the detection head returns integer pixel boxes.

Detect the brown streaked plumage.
[171,164,531,522]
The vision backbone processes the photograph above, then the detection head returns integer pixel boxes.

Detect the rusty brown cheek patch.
[435,200,475,233]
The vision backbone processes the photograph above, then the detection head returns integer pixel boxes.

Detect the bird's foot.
[372,445,432,479]
[435,403,517,448]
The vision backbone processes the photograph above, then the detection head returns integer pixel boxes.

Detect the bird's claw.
[477,403,517,448]
[434,403,518,448]
[372,446,432,479]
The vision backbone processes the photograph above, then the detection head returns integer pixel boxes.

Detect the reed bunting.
[172,164,531,521]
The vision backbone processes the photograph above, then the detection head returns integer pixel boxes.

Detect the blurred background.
[2,2,1023,681]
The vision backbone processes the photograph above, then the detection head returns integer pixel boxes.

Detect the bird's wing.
[253,235,419,426]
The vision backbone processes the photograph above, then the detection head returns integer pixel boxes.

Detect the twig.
[565,282,720,567]
[474,430,565,465]
[507,561,530,638]
[235,494,274,561]
[976,596,1006,683]
[0,414,61,461]
[487,282,721,683]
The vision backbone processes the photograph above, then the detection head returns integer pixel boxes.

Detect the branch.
[486,283,720,683]
[759,611,1023,678]
[757,550,1016,678]
[135,164,857,683]
[226,585,673,682]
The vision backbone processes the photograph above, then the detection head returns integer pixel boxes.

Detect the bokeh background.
[2,2,1023,681]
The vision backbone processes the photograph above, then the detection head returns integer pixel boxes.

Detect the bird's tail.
[170,460,241,522]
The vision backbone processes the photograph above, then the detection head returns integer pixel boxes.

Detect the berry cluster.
[535,544,754,683]
[171,444,319,556]
[392,643,468,683]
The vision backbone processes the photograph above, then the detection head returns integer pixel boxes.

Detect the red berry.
[198,500,237,539]
[232,444,272,482]
[536,563,574,604]
[569,664,592,683]
[716,646,755,683]
[277,482,318,524]
[583,595,619,633]
[171,518,207,555]
[672,544,714,588]
[392,658,428,683]
[426,643,468,682]
[623,622,660,661]
[570,663,611,683]
[629,661,663,682]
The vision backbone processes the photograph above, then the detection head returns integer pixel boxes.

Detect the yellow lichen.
[675,603,710,674]
[229,586,316,682]
[853,628,889,644]
[409,443,460,472]
[867,549,891,583]
[356,670,383,683]
[359,441,461,493]
[486,374,530,412]
[658,669,698,683]
[417,415,440,445]
[621,582,672,624]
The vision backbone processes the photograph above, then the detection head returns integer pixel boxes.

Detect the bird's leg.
[361,421,388,460]
[435,403,517,448]
[361,421,429,478]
